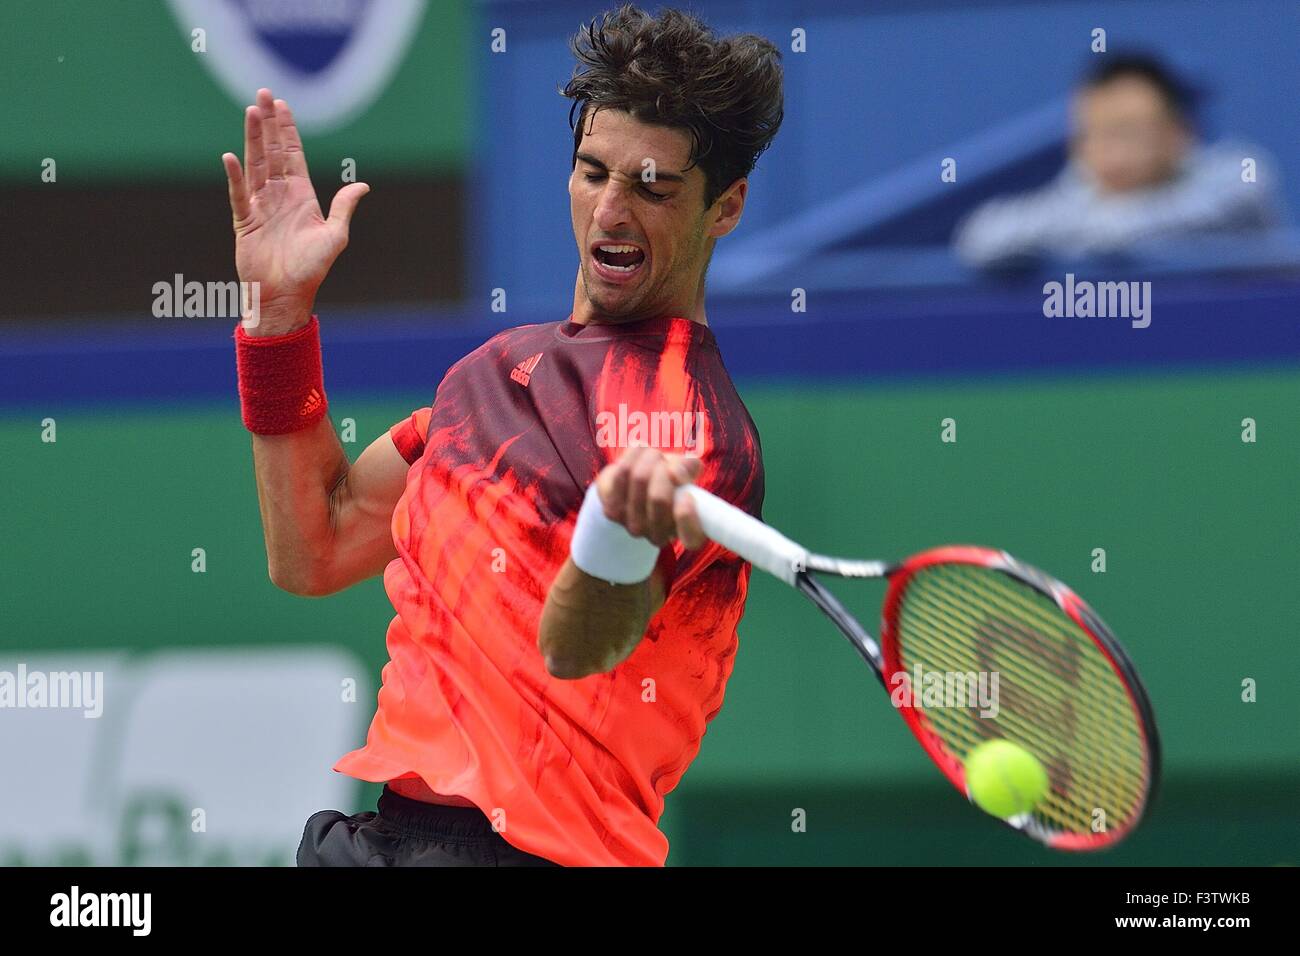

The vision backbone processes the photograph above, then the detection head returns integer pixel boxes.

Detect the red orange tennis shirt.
[334,315,765,866]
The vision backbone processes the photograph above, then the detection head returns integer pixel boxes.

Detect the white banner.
[0,648,372,866]
[166,0,427,131]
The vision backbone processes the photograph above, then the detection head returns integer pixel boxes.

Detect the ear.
[707,177,748,239]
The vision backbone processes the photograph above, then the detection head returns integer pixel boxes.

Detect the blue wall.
[470,0,1300,310]
[4,277,1297,408]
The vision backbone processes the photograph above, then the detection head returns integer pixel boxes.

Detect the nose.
[593,179,632,232]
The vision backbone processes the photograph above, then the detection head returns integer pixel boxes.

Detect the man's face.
[1072,77,1190,194]
[569,108,721,322]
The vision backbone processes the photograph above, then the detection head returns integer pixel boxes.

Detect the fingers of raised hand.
[274,99,309,179]
[256,89,285,181]
[244,104,267,192]
[222,152,250,224]
[326,182,371,235]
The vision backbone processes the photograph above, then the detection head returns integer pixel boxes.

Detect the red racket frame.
[878,545,1159,850]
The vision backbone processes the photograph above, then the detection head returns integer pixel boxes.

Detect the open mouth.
[591,242,646,279]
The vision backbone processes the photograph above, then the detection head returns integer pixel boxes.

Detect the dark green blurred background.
[8,366,1296,864]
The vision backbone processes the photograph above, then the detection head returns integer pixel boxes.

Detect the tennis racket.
[677,484,1160,851]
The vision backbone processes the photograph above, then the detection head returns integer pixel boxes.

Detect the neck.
[570,269,708,327]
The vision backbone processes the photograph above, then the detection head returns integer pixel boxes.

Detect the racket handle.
[676,485,808,585]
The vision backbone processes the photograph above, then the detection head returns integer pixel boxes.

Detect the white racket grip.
[676,484,808,586]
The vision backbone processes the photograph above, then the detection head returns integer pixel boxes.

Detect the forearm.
[538,558,664,679]
[225,88,379,596]
[538,448,702,679]
[251,415,351,595]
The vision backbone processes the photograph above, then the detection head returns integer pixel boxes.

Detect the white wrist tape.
[570,482,660,585]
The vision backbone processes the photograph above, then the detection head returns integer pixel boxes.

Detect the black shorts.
[296,786,561,867]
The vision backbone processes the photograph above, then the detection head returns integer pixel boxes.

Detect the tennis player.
[224,5,783,866]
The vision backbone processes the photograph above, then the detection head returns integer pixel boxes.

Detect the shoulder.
[438,321,562,389]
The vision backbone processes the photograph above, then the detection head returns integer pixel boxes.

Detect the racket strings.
[903,577,1146,833]
[906,644,1143,830]
[893,563,1150,838]
[900,597,1148,785]
[903,587,1132,719]
[902,590,1148,764]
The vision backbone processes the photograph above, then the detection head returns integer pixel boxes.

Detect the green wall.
[5,365,1297,864]
[0,0,469,181]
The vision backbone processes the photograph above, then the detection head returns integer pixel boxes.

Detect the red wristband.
[234,315,329,435]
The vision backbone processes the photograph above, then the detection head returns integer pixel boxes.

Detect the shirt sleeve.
[389,406,433,465]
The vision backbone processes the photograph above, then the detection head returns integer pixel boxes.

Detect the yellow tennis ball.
[964,739,1049,819]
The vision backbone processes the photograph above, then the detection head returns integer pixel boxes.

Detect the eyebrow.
[575,152,686,184]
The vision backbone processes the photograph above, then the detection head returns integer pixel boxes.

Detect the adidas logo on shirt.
[510,353,543,387]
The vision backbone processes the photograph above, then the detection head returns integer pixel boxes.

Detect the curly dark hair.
[560,4,784,209]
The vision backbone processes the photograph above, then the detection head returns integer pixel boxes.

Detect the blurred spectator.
[953,54,1282,270]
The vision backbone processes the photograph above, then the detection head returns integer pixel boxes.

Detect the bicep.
[318,430,412,592]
